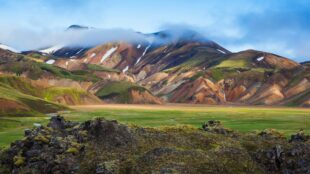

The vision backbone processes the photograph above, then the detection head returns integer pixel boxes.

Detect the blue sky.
[0,0,309,62]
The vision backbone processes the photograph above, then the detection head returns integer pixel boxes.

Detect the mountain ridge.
[0,26,309,109]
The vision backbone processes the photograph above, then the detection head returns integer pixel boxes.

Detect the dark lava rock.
[1,117,310,174]
[80,118,135,148]
[47,115,78,130]
[202,120,232,135]
[290,129,310,142]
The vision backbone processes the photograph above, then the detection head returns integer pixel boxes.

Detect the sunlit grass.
[1,105,309,148]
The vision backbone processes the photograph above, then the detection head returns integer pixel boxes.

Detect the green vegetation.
[0,116,50,147]
[215,58,249,68]
[0,75,96,116]
[1,58,100,82]
[66,147,79,154]
[189,71,205,81]
[39,63,100,82]
[209,66,274,82]
[43,87,88,103]
[1,105,309,148]
[163,50,224,73]
[95,81,147,103]
[65,106,310,135]
[86,64,120,73]
[13,155,25,167]
[0,78,65,117]
[27,53,41,59]
[209,68,226,81]
[3,116,297,173]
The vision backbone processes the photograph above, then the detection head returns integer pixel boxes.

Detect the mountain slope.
[0,47,162,105]
[36,28,309,107]
[0,43,20,53]
[0,77,65,116]
[93,81,162,104]
[3,27,309,107]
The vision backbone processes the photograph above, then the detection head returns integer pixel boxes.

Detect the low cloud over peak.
[0,0,309,62]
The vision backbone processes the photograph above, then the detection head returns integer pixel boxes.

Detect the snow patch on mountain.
[217,49,226,54]
[135,44,151,65]
[40,45,63,54]
[76,49,84,55]
[137,44,141,49]
[0,44,20,53]
[257,57,264,61]
[90,53,96,58]
[46,59,55,64]
[100,47,118,63]
[123,66,129,73]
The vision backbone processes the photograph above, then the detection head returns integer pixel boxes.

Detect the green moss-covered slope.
[95,81,147,103]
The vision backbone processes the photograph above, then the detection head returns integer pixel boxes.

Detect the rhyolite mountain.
[0,26,309,113]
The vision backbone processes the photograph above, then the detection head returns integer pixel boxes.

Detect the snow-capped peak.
[0,43,20,53]
[40,45,64,54]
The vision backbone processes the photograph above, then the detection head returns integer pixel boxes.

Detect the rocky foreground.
[0,116,310,174]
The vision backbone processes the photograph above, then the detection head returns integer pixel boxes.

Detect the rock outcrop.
[1,116,309,173]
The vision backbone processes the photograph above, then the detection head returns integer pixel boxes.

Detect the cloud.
[0,24,212,51]
[0,0,309,62]
[158,1,310,62]
[218,0,310,62]
[0,27,150,51]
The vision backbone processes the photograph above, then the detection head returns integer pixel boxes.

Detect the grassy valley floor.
[1,104,310,147]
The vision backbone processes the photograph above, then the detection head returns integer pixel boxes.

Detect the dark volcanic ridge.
[0,116,309,173]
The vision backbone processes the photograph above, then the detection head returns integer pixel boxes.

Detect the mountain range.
[0,25,309,115]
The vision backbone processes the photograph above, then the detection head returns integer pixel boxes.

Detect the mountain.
[0,46,162,115]
[66,24,92,31]
[302,61,310,67]
[1,26,309,107]
[0,43,20,53]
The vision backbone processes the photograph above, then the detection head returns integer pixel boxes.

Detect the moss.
[209,68,223,81]
[13,155,25,166]
[86,64,120,73]
[258,129,285,139]
[66,147,79,154]
[0,77,65,116]
[43,126,53,133]
[95,81,148,103]
[216,59,249,68]
[0,76,38,96]
[39,63,100,82]
[71,142,82,149]
[79,130,88,137]
[28,53,41,59]
[34,135,49,143]
[42,87,87,103]
[189,71,205,81]
[0,57,100,82]
[71,70,89,75]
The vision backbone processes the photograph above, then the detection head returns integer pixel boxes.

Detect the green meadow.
[1,105,310,148]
